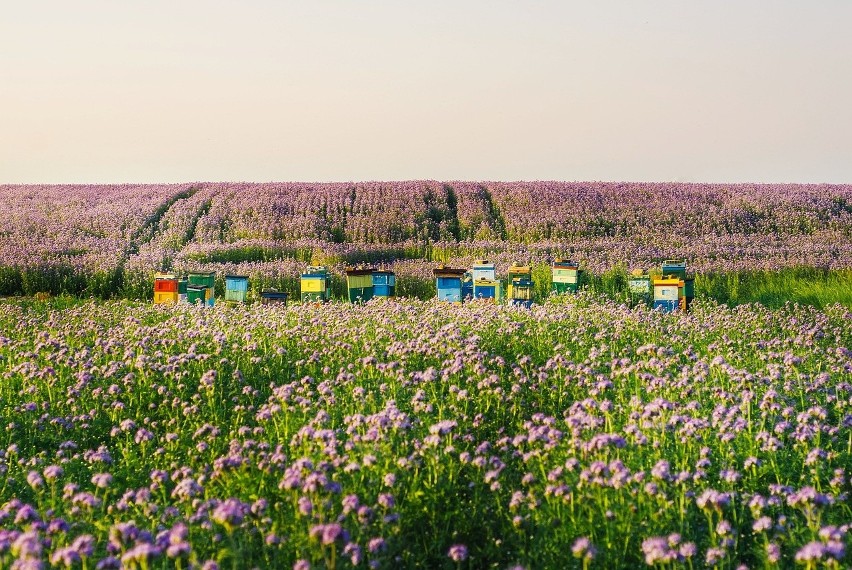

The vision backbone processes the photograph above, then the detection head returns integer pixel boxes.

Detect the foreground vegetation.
[0,296,849,568]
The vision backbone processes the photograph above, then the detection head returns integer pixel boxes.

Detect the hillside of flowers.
[0,296,849,568]
[1,182,851,298]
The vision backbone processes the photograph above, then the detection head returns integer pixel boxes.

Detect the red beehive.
[154,273,179,293]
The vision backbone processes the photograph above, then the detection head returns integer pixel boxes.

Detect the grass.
[695,268,852,308]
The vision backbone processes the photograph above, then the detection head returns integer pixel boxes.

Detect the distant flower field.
[1,181,851,301]
[0,296,849,568]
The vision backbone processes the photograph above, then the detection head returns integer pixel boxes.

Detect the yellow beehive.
[154,291,179,305]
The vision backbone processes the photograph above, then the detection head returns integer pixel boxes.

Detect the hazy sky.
[2,1,851,184]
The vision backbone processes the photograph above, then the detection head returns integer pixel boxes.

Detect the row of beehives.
[151,268,395,306]
[153,259,692,312]
[433,259,580,308]
[152,272,288,306]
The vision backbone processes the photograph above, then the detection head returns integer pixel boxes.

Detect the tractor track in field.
[112,185,203,291]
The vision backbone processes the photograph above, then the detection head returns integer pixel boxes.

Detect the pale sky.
[2,1,851,184]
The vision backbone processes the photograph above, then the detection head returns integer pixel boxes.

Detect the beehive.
[372,269,396,299]
[507,264,534,308]
[346,267,375,303]
[627,270,652,305]
[473,278,501,302]
[683,277,695,312]
[661,260,687,280]
[186,285,207,306]
[154,273,178,293]
[552,259,581,294]
[471,260,496,282]
[154,273,179,304]
[434,266,467,302]
[301,266,331,303]
[153,291,178,305]
[260,290,288,305]
[225,275,249,303]
[461,271,473,301]
[188,272,215,288]
[178,278,188,303]
[653,277,682,313]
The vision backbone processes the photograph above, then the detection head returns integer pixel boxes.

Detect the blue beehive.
[434,266,467,302]
[225,275,249,303]
[461,271,473,301]
[372,269,396,299]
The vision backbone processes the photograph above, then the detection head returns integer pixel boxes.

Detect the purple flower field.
[1,182,851,299]
[0,295,850,568]
[0,181,851,568]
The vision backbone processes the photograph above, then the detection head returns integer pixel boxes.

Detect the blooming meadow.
[0,295,850,568]
[1,182,851,301]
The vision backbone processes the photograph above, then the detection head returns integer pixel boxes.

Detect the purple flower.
[571,537,597,560]
[120,543,161,565]
[766,543,781,563]
[641,536,678,565]
[344,542,363,565]
[368,537,386,553]
[91,473,113,489]
[211,499,247,528]
[448,544,468,562]
[309,524,349,546]
[70,535,95,557]
[50,547,81,567]
[795,542,825,562]
[95,557,121,570]
[297,496,312,516]
[26,472,44,489]
[377,493,395,509]
[12,531,42,558]
[43,465,63,481]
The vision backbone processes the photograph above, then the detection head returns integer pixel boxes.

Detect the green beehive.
[345,267,374,304]
[661,260,687,280]
[186,285,207,305]
[552,259,581,294]
[225,275,249,303]
[683,277,695,312]
[301,265,331,303]
[188,272,216,288]
[178,278,188,303]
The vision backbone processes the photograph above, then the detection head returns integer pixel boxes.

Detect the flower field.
[0,295,850,569]
[1,182,851,302]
